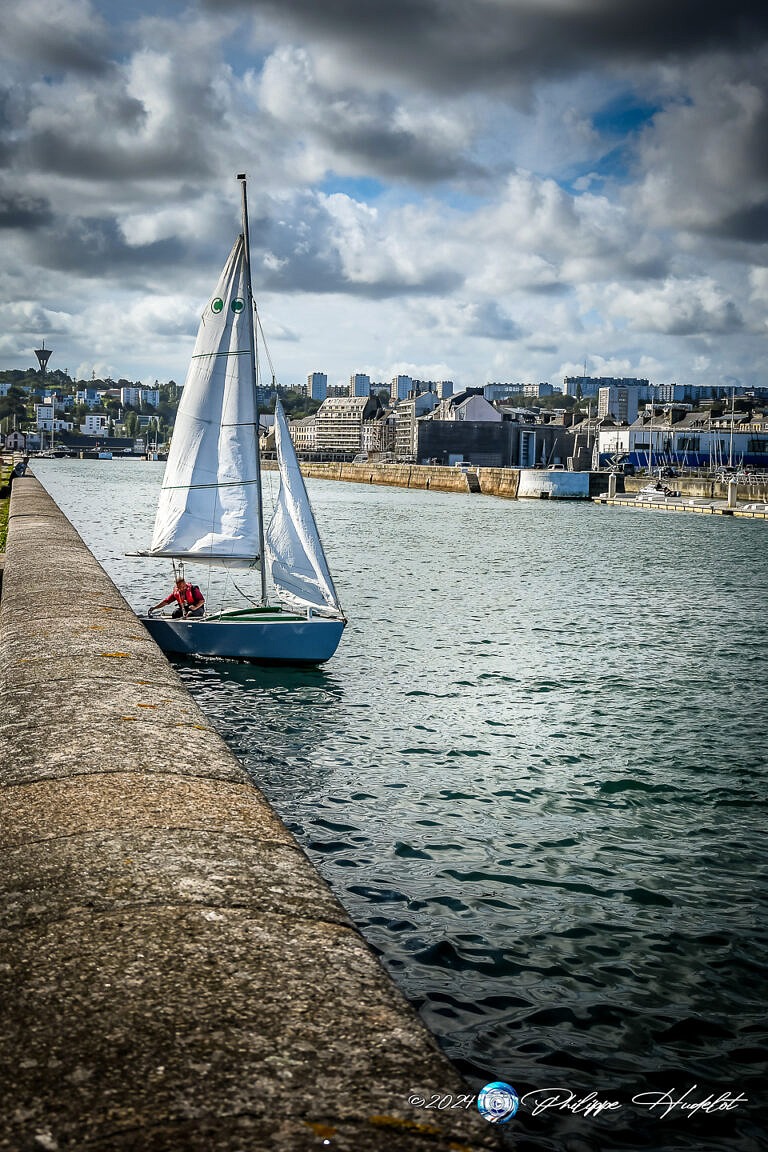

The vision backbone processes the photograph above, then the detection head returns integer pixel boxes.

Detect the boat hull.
[140,612,345,664]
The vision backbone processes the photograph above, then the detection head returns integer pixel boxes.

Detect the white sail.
[149,235,262,568]
[266,400,343,616]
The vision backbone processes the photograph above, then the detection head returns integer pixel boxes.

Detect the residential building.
[361,411,396,456]
[120,386,160,408]
[307,372,327,402]
[349,373,371,398]
[523,382,556,399]
[564,375,649,399]
[315,395,383,454]
[484,382,524,402]
[81,414,109,436]
[390,375,412,402]
[432,389,501,423]
[436,381,454,399]
[75,388,101,408]
[289,415,318,453]
[597,385,642,422]
[394,392,439,459]
[34,403,53,429]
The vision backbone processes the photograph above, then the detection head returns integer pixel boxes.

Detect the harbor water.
[34,459,767,1151]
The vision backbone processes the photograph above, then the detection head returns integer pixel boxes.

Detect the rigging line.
[254,306,278,384]
[159,479,260,491]
[230,572,260,607]
[190,349,250,360]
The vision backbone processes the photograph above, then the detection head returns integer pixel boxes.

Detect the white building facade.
[81,414,110,436]
[120,386,160,408]
[289,415,318,452]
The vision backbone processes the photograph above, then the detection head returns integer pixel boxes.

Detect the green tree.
[0,386,29,425]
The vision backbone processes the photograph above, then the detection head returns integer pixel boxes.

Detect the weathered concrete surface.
[0,478,500,1152]
[281,460,481,494]
[517,469,590,499]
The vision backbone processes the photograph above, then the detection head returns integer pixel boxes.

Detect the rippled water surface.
[35,459,767,1151]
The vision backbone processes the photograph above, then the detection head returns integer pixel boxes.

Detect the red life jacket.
[173,584,203,608]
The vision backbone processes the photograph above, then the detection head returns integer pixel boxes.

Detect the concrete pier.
[0,477,500,1152]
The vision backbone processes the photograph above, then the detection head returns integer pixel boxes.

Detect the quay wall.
[272,460,484,493]
[0,476,499,1152]
[266,460,518,496]
[276,460,768,504]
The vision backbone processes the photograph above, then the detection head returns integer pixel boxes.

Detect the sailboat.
[139,174,346,664]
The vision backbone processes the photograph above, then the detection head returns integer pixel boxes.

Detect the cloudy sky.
[1,0,767,391]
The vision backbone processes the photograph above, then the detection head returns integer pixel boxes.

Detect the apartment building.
[289,415,318,452]
[315,395,383,454]
[120,386,160,408]
[349,373,371,398]
[307,372,327,401]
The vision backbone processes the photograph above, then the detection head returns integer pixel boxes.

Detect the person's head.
[175,577,187,589]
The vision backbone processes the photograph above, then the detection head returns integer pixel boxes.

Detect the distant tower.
[35,341,52,377]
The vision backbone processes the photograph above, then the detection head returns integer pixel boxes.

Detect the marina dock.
[593,473,768,519]
[593,493,768,518]
[0,476,500,1152]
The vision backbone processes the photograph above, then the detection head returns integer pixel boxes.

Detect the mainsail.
[149,235,262,568]
[266,400,343,616]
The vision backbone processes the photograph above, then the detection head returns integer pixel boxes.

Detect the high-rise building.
[349,373,371,397]
[597,385,642,422]
[564,375,649,399]
[307,372,327,401]
[390,375,412,402]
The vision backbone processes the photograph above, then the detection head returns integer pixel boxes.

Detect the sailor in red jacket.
[148,577,205,619]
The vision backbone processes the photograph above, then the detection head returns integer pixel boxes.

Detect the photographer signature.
[521,1085,748,1119]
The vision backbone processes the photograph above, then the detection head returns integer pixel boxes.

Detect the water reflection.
[175,657,346,799]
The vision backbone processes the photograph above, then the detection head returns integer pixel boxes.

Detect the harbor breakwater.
[0,476,500,1152]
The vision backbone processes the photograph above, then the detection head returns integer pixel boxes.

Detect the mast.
[238,172,269,605]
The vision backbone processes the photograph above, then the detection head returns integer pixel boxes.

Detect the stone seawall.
[266,460,521,497]
[279,460,767,504]
[0,477,499,1152]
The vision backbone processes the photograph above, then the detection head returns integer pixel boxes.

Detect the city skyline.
[1,2,767,391]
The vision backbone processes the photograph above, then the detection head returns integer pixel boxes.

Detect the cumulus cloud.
[601,278,744,336]
[0,0,112,76]
[0,0,766,387]
[204,0,768,92]
[631,52,768,243]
